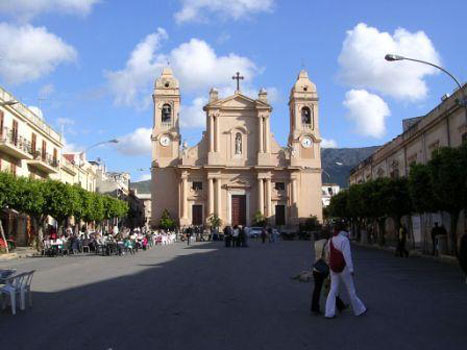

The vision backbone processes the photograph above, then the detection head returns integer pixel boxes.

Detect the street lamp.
[0,100,18,107]
[85,138,119,152]
[385,54,467,125]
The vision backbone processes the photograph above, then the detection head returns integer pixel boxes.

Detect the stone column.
[265,117,270,153]
[265,178,272,217]
[209,115,214,152]
[291,178,297,205]
[181,174,188,219]
[215,115,220,152]
[259,116,264,153]
[208,177,214,216]
[216,177,221,216]
[258,178,264,214]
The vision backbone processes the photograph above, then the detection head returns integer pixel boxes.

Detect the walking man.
[395,222,409,257]
[325,222,367,319]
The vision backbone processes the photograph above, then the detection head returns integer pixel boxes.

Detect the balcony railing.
[161,122,172,129]
[31,148,59,168]
[0,127,32,155]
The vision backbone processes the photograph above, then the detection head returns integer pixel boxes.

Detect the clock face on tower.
[160,135,170,147]
[301,137,312,148]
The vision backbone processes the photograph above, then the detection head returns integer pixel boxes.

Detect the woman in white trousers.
[325,226,367,318]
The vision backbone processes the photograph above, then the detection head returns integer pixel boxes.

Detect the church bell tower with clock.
[152,67,181,167]
[151,67,182,226]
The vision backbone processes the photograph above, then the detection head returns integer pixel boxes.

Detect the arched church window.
[235,133,242,154]
[301,106,312,127]
[161,104,172,123]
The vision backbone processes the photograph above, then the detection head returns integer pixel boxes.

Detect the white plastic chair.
[1,272,26,315]
[20,270,35,310]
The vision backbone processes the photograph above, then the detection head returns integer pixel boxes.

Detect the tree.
[429,145,467,253]
[252,211,266,227]
[408,163,439,214]
[159,209,176,230]
[208,213,222,228]
[0,171,18,253]
[328,190,349,220]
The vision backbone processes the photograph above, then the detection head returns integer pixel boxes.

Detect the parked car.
[248,227,263,238]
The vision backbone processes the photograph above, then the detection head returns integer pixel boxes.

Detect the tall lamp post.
[76,139,119,188]
[385,54,467,126]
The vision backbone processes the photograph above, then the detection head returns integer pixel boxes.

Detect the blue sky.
[0,0,465,182]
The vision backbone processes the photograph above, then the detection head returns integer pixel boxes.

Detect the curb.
[0,253,18,261]
[352,241,459,265]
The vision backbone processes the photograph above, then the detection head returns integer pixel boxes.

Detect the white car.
[248,227,263,238]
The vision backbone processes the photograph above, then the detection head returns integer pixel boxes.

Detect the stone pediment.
[205,93,270,110]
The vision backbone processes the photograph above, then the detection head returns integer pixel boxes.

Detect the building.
[0,86,65,246]
[322,183,340,207]
[127,189,151,229]
[57,152,98,192]
[0,87,63,179]
[91,160,130,199]
[349,84,467,250]
[151,68,323,229]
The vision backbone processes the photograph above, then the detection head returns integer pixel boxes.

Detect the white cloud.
[116,127,152,156]
[62,136,81,152]
[175,0,275,24]
[105,28,168,109]
[57,117,75,126]
[0,23,77,85]
[39,83,55,98]
[338,23,440,101]
[0,0,100,21]
[321,138,338,148]
[180,97,208,128]
[28,106,44,119]
[343,89,390,138]
[105,30,258,108]
[137,173,151,181]
[170,38,258,91]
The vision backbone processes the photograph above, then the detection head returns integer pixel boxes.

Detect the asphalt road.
[1,240,466,350]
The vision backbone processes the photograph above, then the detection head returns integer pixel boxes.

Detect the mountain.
[131,179,151,194]
[321,146,379,188]
[130,146,379,193]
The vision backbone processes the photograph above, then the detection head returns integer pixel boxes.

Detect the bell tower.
[152,67,181,168]
[288,69,321,166]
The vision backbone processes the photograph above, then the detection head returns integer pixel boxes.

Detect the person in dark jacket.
[458,232,467,284]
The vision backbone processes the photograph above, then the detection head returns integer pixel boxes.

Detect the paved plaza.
[1,240,467,350]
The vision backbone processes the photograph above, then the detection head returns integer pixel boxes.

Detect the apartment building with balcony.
[0,87,63,179]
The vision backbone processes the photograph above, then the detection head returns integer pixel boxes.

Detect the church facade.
[151,68,323,229]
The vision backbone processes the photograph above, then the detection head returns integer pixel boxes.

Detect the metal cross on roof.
[232,72,244,91]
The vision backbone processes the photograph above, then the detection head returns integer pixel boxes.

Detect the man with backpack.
[325,222,367,319]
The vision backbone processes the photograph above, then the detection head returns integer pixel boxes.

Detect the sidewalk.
[0,247,38,261]
[352,240,458,265]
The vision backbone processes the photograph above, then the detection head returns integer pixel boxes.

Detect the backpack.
[329,238,346,273]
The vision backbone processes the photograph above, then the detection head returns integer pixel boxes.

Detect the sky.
[0,0,465,182]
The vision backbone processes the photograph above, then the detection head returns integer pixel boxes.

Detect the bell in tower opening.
[301,106,312,126]
[162,103,171,123]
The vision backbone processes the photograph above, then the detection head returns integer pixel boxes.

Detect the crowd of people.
[42,226,177,256]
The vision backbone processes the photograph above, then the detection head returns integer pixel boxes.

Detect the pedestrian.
[186,226,192,246]
[261,227,267,244]
[395,222,409,257]
[458,232,467,284]
[325,222,367,319]
[311,229,346,315]
[431,222,447,255]
[224,225,232,247]
[233,225,240,247]
[243,226,249,247]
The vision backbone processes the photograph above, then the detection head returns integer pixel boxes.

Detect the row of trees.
[0,171,129,251]
[328,144,467,253]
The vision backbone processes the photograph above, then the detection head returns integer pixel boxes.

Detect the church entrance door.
[231,195,246,226]
[192,205,203,226]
